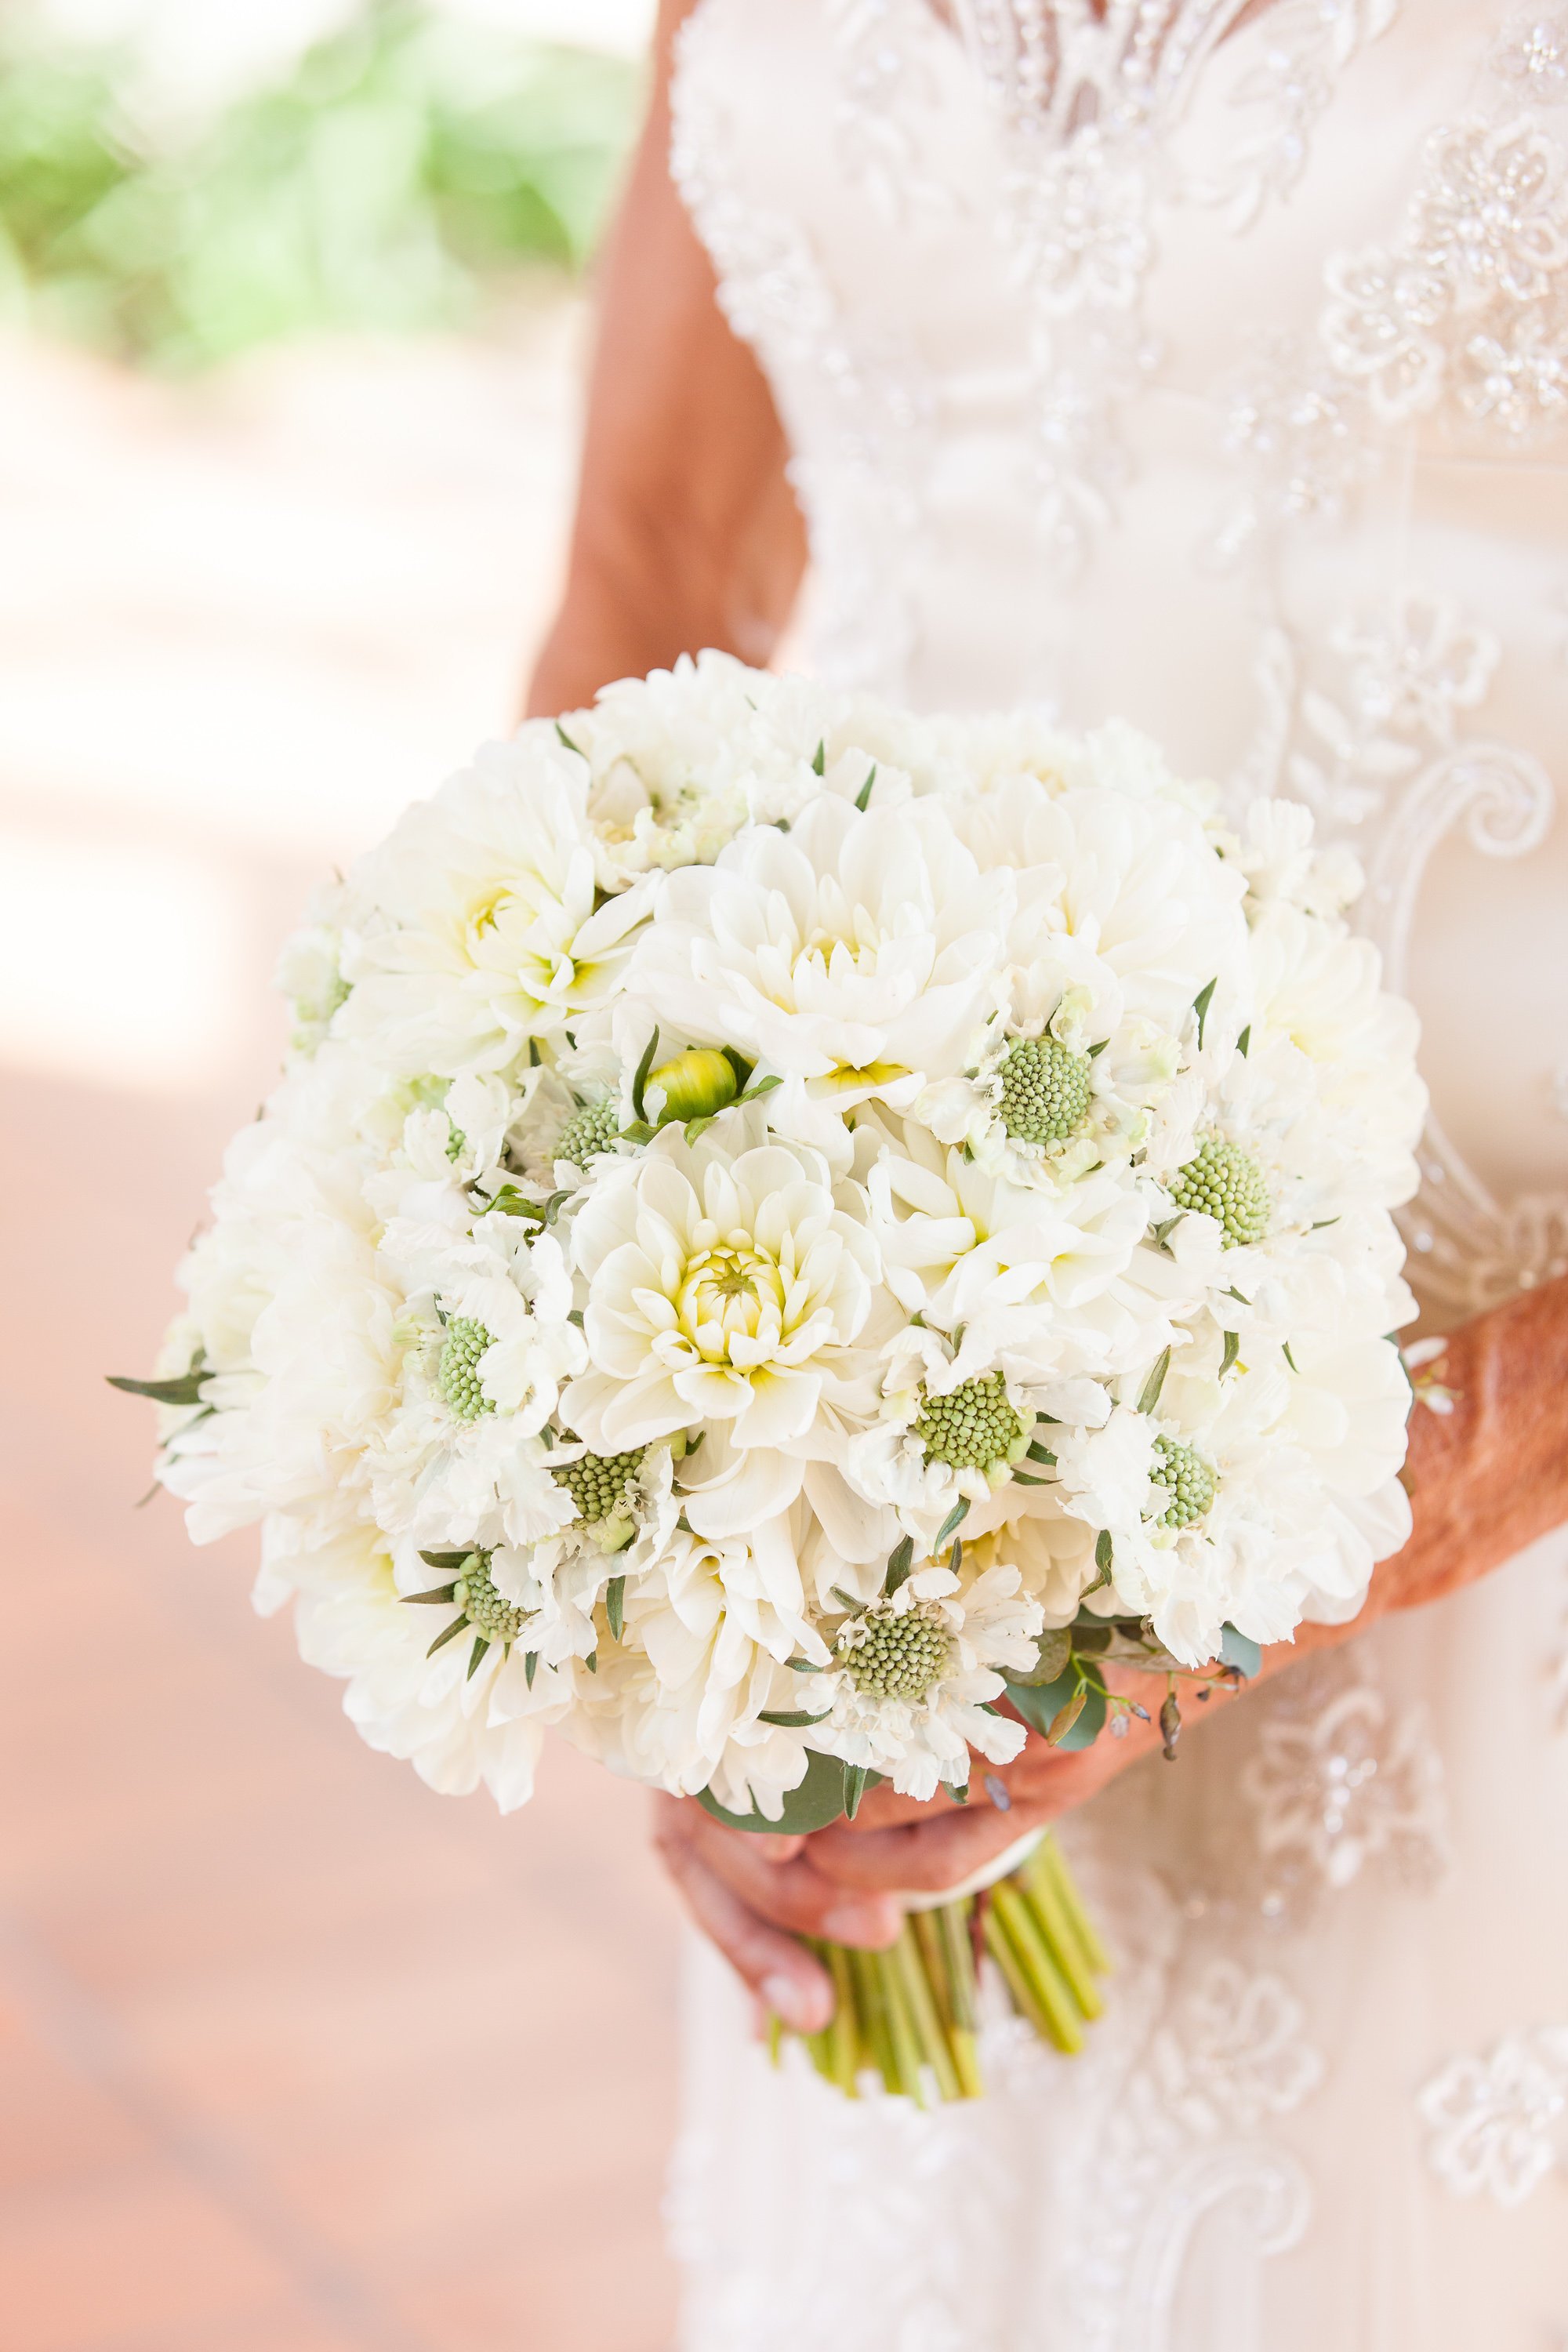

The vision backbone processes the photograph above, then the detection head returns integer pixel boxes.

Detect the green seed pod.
[648,1047,739,1124]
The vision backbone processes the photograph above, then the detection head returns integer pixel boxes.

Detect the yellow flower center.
[676,1241,787,1359]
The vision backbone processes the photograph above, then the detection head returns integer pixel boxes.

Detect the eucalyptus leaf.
[696,1748,851,1835]
[1010,1626,1072,1686]
[1218,1623,1262,1679]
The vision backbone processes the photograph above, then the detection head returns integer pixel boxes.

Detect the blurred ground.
[0,312,682,2352]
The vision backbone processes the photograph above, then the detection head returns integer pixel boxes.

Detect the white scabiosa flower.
[808,1559,1043,1799]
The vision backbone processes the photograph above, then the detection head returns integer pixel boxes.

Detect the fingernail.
[823,1903,895,1944]
[762,1973,826,2034]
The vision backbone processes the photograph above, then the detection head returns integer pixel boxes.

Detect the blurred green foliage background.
[0,0,642,368]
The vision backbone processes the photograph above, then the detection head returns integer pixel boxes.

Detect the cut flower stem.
[771,1831,1110,2104]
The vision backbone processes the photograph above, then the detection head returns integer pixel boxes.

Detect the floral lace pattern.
[1240,1668,1450,1900]
[1323,114,1568,437]
[1418,2027,1568,2203]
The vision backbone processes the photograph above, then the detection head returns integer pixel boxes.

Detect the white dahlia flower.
[630,794,1010,1105]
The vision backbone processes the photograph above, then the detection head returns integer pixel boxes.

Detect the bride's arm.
[659,1271,1568,2029]
[524,0,805,718]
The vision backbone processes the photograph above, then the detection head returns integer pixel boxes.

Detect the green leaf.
[631,1025,660,1123]
[1220,1329,1240,1378]
[722,1047,756,1090]
[400,1584,458,1607]
[1236,1023,1251,1058]
[1094,1529,1113,1573]
[426,1616,467,1659]
[1047,1685,1087,1744]
[1192,976,1218,1050]
[695,1748,851,1835]
[830,1584,862,1614]
[737,1074,783,1105]
[1282,1341,1300,1373]
[1010,1626,1073,1687]
[935,1495,971,1550]
[811,739,826,776]
[1005,1668,1107,1751]
[1218,1623,1262,1678]
[107,1370,207,1406]
[884,1534,914,1595]
[1152,1214,1184,1252]
[757,1708,823,1728]
[1135,1347,1171,1417]
[555,721,583,757]
[1087,1038,1109,1058]
[419,1548,477,1570]
[605,1575,626,1642]
[1011,1469,1052,1486]
[843,1764,870,1820]
[854,762,877,811]
[477,1183,546,1221]
[524,1650,539,1690]
[583,1650,597,1673]
[785,1655,825,1673]
[466,1635,491,1681]
[1026,1439,1057,1465]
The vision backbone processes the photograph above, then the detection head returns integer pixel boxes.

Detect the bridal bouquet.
[117,652,1424,2103]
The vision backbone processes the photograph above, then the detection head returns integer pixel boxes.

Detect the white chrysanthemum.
[565,1117,881,1454]
[339,735,655,1076]
[866,1116,1157,1387]
[807,1560,1042,1799]
[630,795,1010,1105]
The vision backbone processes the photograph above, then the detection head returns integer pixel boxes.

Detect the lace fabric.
[666,2,1568,2342]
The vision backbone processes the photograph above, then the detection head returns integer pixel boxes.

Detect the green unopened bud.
[648,1047,739,1124]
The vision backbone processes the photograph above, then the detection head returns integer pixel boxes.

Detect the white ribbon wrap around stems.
[898,1825,1046,1911]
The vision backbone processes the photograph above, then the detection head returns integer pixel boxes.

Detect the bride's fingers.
[809,1796,1051,1892]
[684,1806,904,1946]
[653,1813,836,2034]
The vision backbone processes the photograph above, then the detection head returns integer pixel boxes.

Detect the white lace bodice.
[671,0,1568,1319]
[662,9,1568,2346]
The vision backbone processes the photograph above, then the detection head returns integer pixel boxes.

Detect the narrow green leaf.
[757,1708,823,1728]
[1220,1329,1240,1378]
[722,1046,756,1090]
[1136,1347,1171,1418]
[1011,1469,1051,1486]
[426,1616,467,1659]
[1026,1440,1057,1465]
[1224,1285,1252,1305]
[738,1074,783,1105]
[1283,1341,1300,1373]
[785,1656,826,1673]
[419,1548,477,1570]
[631,1025,660,1123]
[1152,1214,1184,1252]
[854,761,877,811]
[1192,976,1218,1050]
[583,1650,597,1673]
[884,1534,914,1595]
[843,1764,869,1820]
[1087,1038,1109,1058]
[107,1370,206,1406]
[1047,1685,1088,1744]
[830,1584,862,1614]
[1094,1529,1113,1573]
[606,1575,626,1642]
[554,721,583,757]
[466,1635,491,1682]
[1236,1023,1251,1058]
[935,1495,971,1550]
[524,1650,539,1689]
[401,1584,458,1606]
[811,739,826,775]
[529,1038,543,1066]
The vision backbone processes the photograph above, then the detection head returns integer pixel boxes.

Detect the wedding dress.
[660,1,1568,2342]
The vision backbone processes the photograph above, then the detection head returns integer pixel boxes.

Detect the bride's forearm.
[525,0,805,719]
[1360,1270,1568,1624]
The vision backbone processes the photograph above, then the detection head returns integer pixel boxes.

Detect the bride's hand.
[650,1671,1174,2031]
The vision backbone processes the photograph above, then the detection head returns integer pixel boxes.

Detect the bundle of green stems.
[769,1831,1111,2103]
